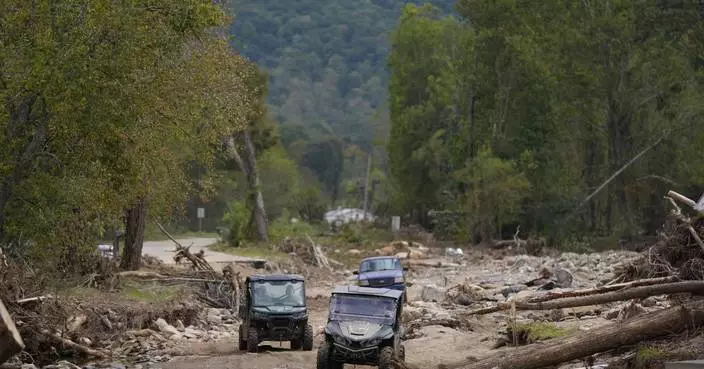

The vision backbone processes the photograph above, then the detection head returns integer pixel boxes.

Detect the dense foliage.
[0,0,258,270]
[388,1,704,244]
[227,0,455,207]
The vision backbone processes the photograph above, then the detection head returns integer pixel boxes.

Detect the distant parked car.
[353,256,408,302]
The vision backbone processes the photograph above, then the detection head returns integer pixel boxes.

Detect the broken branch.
[41,329,108,359]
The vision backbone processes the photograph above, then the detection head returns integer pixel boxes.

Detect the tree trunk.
[120,197,148,271]
[0,298,24,365]
[242,131,268,241]
[448,301,704,369]
[225,134,268,242]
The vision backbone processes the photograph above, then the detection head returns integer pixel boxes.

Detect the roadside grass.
[61,280,184,303]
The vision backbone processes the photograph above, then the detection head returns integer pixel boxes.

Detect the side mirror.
[352,270,359,275]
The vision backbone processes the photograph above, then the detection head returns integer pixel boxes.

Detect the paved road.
[142,237,264,270]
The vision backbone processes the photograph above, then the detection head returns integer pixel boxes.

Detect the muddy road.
[156,249,641,369]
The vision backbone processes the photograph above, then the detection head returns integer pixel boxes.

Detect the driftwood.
[0,299,23,365]
[15,295,55,304]
[469,281,704,315]
[222,263,242,316]
[443,301,704,369]
[665,194,704,252]
[667,190,703,213]
[154,220,218,278]
[306,235,331,270]
[41,329,108,359]
[526,276,680,303]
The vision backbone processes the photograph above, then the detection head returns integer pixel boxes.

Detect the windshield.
[359,258,401,273]
[251,280,305,307]
[330,294,396,325]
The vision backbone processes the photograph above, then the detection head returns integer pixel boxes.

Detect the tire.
[378,346,395,369]
[246,328,259,353]
[238,325,247,351]
[302,324,314,351]
[317,340,343,369]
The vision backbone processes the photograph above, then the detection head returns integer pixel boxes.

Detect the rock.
[604,307,622,320]
[640,297,657,308]
[183,327,203,338]
[553,268,573,288]
[20,364,38,369]
[408,249,426,259]
[501,284,526,297]
[402,307,424,322]
[509,290,535,301]
[396,252,410,259]
[154,318,180,337]
[346,249,362,255]
[78,337,92,346]
[43,360,81,369]
[66,315,87,332]
[176,319,185,331]
[206,309,222,324]
[420,285,446,302]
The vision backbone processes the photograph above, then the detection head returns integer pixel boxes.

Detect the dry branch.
[444,301,704,369]
[306,235,331,270]
[0,298,23,365]
[667,190,698,210]
[468,281,704,315]
[16,295,55,304]
[154,220,218,278]
[41,329,108,359]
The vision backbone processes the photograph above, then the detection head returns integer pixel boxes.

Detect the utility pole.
[362,152,372,221]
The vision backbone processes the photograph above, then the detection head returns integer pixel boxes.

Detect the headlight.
[394,276,404,283]
[358,279,370,286]
[292,311,307,320]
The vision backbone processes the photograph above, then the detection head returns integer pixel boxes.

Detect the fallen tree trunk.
[443,300,704,369]
[527,276,680,303]
[469,281,704,315]
[0,298,23,365]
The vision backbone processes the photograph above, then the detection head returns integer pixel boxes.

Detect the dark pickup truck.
[353,256,408,302]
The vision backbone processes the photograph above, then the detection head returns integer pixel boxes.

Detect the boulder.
[420,285,447,302]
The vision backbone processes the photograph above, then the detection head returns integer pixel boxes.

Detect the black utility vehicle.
[238,274,313,353]
[317,285,406,369]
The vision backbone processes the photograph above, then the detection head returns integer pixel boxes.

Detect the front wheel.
[317,340,343,369]
[246,328,259,353]
[238,325,247,351]
[302,324,314,351]
[378,346,395,369]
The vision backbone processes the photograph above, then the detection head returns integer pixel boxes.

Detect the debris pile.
[410,190,704,369]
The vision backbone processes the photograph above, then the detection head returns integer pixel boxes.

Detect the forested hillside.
[388,2,704,244]
[227,0,455,205]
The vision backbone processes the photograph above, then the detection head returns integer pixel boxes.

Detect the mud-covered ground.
[154,248,647,369]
